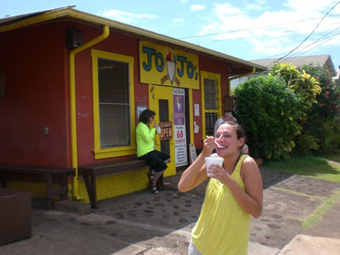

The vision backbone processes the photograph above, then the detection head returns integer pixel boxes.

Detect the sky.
[2,0,340,69]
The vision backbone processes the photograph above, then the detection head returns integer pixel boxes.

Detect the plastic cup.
[205,156,224,177]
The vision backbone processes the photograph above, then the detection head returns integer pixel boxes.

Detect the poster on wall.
[173,88,188,167]
[136,105,147,119]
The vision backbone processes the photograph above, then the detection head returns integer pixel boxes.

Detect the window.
[91,50,136,159]
[200,71,221,137]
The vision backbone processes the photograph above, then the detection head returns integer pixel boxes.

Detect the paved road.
[1,168,340,254]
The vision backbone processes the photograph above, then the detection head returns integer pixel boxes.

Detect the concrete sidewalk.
[277,194,340,255]
[0,168,340,255]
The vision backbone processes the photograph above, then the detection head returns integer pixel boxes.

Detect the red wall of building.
[192,55,230,149]
[0,22,71,167]
[0,19,232,166]
[66,23,148,165]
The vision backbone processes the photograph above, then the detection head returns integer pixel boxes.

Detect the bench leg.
[0,172,6,188]
[83,176,97,209]
[61,173,68,200]
[46,174,54,210]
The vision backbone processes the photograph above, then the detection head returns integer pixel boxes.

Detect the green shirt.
[136,122,156,157]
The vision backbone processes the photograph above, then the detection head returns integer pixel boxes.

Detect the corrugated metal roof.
[251,55,336,75]
[0,6,266,74]
[0,6,74,26]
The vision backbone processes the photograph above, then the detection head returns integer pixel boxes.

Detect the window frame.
[91,49,136,159]
[200,71,221,140]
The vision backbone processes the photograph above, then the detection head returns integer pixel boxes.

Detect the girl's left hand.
[208,165,232,184]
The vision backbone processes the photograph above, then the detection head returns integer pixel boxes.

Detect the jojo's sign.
[139,41,199,89]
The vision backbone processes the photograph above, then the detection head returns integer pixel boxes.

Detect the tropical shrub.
[294,134,320,157]
[234,75,301,159]
[270,63,321,121]
[302,65,339,119]
[297,65,340,155]
[234,63,339,158]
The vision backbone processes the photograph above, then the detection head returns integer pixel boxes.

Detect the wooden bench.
[0,164,75,210]
[78,158,163,209]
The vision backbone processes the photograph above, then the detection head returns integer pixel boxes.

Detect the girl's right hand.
[203,136,215,156]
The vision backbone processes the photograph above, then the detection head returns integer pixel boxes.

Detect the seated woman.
[136,109,170,194]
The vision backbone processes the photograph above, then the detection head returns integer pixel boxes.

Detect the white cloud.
[190,4,206,12]
[244,0,267,11]
[195,1,340,57]
[172,18,186,26]
[213,3,242,15]
[284,0,340,14]
[102,9,157,24]
[180,0,188,3]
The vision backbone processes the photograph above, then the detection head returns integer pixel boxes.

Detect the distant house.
[333,65,340,86]
[230,55,338,90]
[252,55,337,75]
[0,6,265,203]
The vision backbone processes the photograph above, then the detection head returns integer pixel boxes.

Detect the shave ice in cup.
[205,156,224,177]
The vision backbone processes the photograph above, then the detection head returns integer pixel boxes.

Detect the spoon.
[215,141,225,149]
[206,136,225,149]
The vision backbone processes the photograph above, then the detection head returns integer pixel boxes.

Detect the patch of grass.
[302,190,340,229]
[263,156,340,184]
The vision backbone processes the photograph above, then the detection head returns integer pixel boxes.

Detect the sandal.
[150,184,159,194]
[146,172,154,185]
[147,171,159,194]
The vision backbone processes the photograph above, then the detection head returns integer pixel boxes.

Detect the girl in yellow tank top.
[178,121,263,255]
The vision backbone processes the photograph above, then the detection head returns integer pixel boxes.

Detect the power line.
[192,27,305,45]
[276,1,340,62]
[294,38,334,57]
[253,31,340,63]
[179,14,340,40]
[254,33,340,61]
[190,21,340,46]
[254,36,336,70]
[288,27,340,58]
[250,31,340,71]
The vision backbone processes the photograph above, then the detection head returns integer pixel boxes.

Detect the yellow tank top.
[192,155,250,255]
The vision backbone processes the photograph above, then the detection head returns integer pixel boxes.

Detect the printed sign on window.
[159,122,172,140]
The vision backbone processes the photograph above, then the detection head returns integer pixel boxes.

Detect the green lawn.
[263,156,340,184]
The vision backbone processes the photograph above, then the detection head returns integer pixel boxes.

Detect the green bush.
[234,63,339,159]
[294,134,320,156]
[298,65,340,155]
[270,63,321,122]
[302,65,339,119]
[318,119,340,154]
[234,75,301,159]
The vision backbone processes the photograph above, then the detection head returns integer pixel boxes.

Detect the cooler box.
[0,188,31,245]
